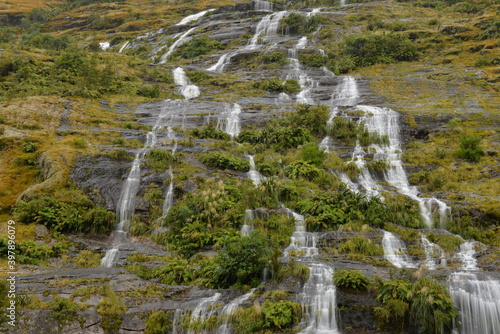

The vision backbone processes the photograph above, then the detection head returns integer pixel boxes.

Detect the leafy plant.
[285,161,322,181]
[455,136,484,162]
[334,269,371,291]
[145,310,173,334]
[262,300,302,330]
[177,35,223,59]
[200,151,250,172]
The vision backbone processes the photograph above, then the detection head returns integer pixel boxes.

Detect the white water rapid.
[381,231,416,268]
[287,37,315,104]
[284,209,318,257]
[248,11,288,49]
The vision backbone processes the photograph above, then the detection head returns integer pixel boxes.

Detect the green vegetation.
[255,77,301,94]
[334,269,372,291]
[176,35,224,59]
[200,151,250,171]
[279,13,325,35]
[455,136,484,162]
[375,276,456,334]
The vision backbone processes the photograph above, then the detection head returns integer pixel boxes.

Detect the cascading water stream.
[218,103,241,137]
[448,240,500,334]
[241,209,255,236]
[217,289,256,334]
[101,104,172,268]
[421,233,446,270]
[176,9,215,26]
[255,0,273,11]
[118,41,129,53]
[299,263,340,334]
[246,155,264,186]
[173,67,201,99]
[284,209,318,257]
[159,27,197,64]
[287,37,315,105]
[248,11,288,49]
[381,231,416,268]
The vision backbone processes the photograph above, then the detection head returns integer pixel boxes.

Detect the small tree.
[455,136,484,162]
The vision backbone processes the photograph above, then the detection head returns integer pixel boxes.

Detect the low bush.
[188,123,231,140]
[200,152,250,171]
[455,136,484,162]
[299,53,327,67]
[177,35,223,59]
[334,269,371,291]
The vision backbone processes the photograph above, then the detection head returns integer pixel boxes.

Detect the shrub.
[337,33,418,71]
[48,297,81,330]
[178,35,223,59]
[375,277,456,334]
[261,51,287,64]
[334,269,371,291]
[299,53,327,67]
[262,300,302,330]
[455,136,484,162]
[73,250,101,268]
[257,77,300,94]
[200,152,250,171]
[285,161,322,181]
[212,232,270,288]
[338,235,384,256]
[146,149,178,171]
[22,138,38,153]
[137,84,160,98]
[300,142,326,166]
[145,311,173,334]
[188,123,231,140]
[279,13,324,35]
[95,293,128,333]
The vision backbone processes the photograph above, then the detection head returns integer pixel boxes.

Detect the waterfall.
[159,27,197,63]
[381,231,416,268]
[319,137,330,153]
[173,293,221,334]
[448,273,500,334]
[255,0,273,11]
[173,67,200,99]
[219,103,241,137]
[287,37,315,105]
[118,41,129,53]
[299,263,340,334]
[176,9,215,26]
[247,155,264,186]
[248,11,288,49]
[456,240,480,271]
[284,209,318,257]
[208,52,235,72]
[161,168,174,219]
[101,103,172,268]
[217,289,256,334]
[241,209,255,236]
[421,234,446,270]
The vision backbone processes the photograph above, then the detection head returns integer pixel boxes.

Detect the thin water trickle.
[176,9,215,25]
[241,209,255,236]
[101,102,172,268]
[248,11,288,49]
[284,209,318,257]
[381,231,416,268]
[217,289,256,334]
[118,41,129,53]
[159,27,197,63]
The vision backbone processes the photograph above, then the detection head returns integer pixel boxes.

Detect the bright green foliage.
[256,77,301,94]
[22,138,38,153]
[297,186,387,231]
[279,13,324,35]
[300,142,326,166]
[73,250,101,268]
[137,84,161,98]
[455,136,484,162]
[331,33,418,73]
[252,212,295,248]
[188,123,231,140]
[254,154,281,177]
[148,256,216,286]
[14,196,115,233]
[327,117,359,145]
[177,35,223,59]
[212,231,270,288]
[238,127,312,153]
[285,161,322,181]
[145,311,173,334]
[272,258,310,284]
[200,151,250,171]
[262,300,302,329]
[334,269,372,291]
[282,104,330,137]
[384,193,424,229]
[0,238,66,265]
[337,235,384,256]
[261,51,287,65]
[146,149,178,172]
[95,293,128,334]
[299,53,327,67]
[48,297,82,330]
[425,232,463,253]
[375,277,456,334]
